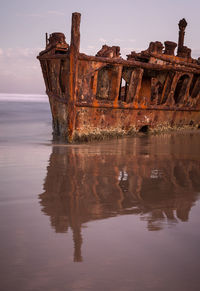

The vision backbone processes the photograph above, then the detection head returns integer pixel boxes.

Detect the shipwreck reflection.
[39,134,200,261]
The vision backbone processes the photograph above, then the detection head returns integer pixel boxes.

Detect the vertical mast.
[67,12,81,142]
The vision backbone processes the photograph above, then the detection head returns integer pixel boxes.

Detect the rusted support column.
[68,12,81,142]
[109,65,122,102]
[45,33,48,47]
[183,75,193,105]
[160,72,175,105]
[165,72,180,106]
[114,65,123,104]
[70,12,81,53]
[177,18,187,56]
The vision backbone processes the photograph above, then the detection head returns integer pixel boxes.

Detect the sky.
[0,0,200,94]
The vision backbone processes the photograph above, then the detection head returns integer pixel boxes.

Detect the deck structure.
[38,13,200,142]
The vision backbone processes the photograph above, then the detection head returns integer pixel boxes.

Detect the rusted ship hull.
[38,13,200,142]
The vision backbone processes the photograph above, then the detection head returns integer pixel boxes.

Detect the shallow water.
[1,95,200,291]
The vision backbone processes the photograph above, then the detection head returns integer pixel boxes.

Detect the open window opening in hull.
[96,65,120,100]
[119,78,129,102]
[161,72,175,105]
[118,68,132,103]
[189,74,200,99]
[174,74,190,104]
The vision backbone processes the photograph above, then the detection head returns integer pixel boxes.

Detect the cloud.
[98,38,107,43]
[120,48,133,58]
[0,47,45,94]
[98,38,124,43]
[16,12,44,18]
[0,47,42,58]
[191,48,200,59]
[128,39,136,43]
[98,38,136,43]
[17,10,65,18]
[87,45,96,49]
[81,45,97,55]
[120,47,144,58]
[47,10,65,16]
[113,38,124,42]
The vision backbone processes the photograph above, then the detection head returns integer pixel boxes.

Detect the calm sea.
[0,94,200,291]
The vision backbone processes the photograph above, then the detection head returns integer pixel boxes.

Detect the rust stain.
[37,13,200,142]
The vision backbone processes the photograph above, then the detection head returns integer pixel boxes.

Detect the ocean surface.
[1,94,200,291]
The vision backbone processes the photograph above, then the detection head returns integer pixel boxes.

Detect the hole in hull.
[174,74,190,104]
[139,125,149,133]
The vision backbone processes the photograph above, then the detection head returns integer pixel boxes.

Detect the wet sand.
[1,95,200,291]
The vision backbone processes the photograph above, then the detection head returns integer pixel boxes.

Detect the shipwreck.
[38,13,200,142]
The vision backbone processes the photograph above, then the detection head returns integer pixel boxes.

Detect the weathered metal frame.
[38,13,200,142]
